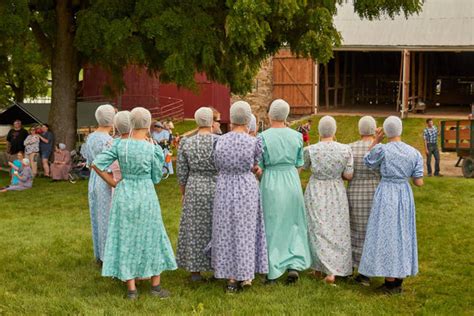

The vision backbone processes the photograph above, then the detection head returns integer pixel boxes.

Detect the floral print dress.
[93,139,177,281]
[303,141,354,276]
[359,142,423,278]
[210,132,268,281]
[176,134,218,272]
[81,132,113,261]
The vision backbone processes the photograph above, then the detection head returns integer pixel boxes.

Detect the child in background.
[298,120,312,146]
[9,152,24,185]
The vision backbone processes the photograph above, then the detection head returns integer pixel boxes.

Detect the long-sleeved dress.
[50,150,72,180]
[259,128,311,280]
[303,141,354,276]
[81,132,113,261]
[176,134,218,272]
[93,139,177,281]
[210,132,268,281]
[347,140,380,267]
[359,142,423,278]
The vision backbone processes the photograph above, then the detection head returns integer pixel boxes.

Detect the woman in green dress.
[258,99,311,284]
[92,107,177,300]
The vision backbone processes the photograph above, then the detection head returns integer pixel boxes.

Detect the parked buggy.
[68,148,90,183]
[441,119,474,178]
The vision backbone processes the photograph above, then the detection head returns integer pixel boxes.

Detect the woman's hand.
[368,127,385,151]
[374,127,384,144]
[253,166,263,178]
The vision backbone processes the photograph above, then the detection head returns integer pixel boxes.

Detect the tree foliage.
[0,1,49,107]
[0,0,423,146]
[75,0,423,94]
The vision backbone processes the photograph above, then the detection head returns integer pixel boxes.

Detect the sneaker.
[150,286,171,299]
[286,270,299,285]
[225,281,241,294]
[126,289,138,300]
[434,173,443,177]
[376,283,402,295]
[354,274,370,287]
[427,174,432,177]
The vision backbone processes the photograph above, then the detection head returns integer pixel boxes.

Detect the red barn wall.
[82,65,231,122]
[160,73,231,123]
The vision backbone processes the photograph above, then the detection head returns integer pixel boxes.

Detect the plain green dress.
[93,139,177,281]
[259,128,312,280]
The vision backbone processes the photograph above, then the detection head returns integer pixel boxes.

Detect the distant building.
[234,0,474,120]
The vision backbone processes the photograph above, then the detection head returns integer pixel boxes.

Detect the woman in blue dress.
[359,116,424,294]
[81,104,116,264]
[92,107,177,300]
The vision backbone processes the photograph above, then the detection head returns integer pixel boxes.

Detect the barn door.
[273,50,315,115]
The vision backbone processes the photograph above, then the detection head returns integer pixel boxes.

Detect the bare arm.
[38,134,49,143]
[91,165,117,188]
[342,173,353,181]
[413,178,424,187]
[8,161,20,171]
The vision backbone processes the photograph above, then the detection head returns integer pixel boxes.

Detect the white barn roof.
[334,0,474,50]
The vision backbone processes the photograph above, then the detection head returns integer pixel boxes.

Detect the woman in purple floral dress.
[210,101,268,293]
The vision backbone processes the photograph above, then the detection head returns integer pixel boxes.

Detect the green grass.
[0,116,473,315]
[173,120,197,136]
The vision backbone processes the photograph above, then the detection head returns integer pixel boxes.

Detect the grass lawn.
[173,120,197,136]
[0,116,473,315]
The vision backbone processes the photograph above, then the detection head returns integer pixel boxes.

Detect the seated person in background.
[50,143,72,181]
[9,152,24,186]
[1,158,33,192]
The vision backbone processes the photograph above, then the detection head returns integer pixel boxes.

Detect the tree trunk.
[49,0,79,150]
[11,81,25,103]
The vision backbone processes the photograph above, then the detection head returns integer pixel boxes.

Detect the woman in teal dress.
[92,107,177,300]
[258,99,311,284]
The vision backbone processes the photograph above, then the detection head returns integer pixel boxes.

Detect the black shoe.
[150,286,170,299]
[190,274,206,283]
[427,174,432,177]
[225,282,241,294]
[354,274,370,287]
[126,289,138,300]
[286,270,299,285]
[265,278,277,286]
[434,173,443,177]
[376,283,402,295]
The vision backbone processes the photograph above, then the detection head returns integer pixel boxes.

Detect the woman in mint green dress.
[92,107,177,300]
[258,99,311,283]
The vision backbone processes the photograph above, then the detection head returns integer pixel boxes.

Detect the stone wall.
[230,58,273,128]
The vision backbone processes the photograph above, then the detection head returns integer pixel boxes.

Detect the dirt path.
[428,151,465,178]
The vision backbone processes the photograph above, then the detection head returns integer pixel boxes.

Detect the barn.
[234,0,474,121]
[81,65,231,123]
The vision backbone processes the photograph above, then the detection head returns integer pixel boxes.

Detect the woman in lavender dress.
[210,101,268,293]
[81,104,116,264]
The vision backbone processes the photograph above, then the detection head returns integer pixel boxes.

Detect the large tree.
[0,0,423,147]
